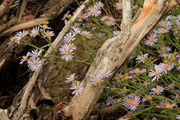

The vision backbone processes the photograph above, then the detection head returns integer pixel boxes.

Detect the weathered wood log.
[62,0,178,120]
[8,0,90,119]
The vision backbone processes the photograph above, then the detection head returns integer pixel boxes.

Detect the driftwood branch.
[8,0,90,119]
[0,0,15,18]
[0,18,48,37]
[62,0,177,119]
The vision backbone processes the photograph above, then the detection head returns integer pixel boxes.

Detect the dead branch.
[8,0,90,119]
[62,0,178,119]
[0,0,15,18]
[0,17,17,33]
[17,0,27,22]
[0,18,48,37]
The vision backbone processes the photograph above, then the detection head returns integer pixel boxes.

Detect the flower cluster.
[65,70,112,96]
[90,70,112,86]
[122,96,141,111]
[100,16,116,26]
[10,24,55,45]
[20,49,42,71]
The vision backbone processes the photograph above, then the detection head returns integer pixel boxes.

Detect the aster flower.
[14,30,28,44]
[96,33,105,37]
[145,33,158,46]
[106,96,114,105]
[113,30,120,36]
[122,73,133,80]
[29,49,42,58]
[142,95,153,102]
[115,2,123,10]
[105,20,116,26]
[159,21,172,30]
[101,70,112,78]
[177,58,180,70]
[20,52,31,64]
[176,114,180,120]
[62,43,76,51]
[94,2,104,9]
[59,47,74,61]
[65,73,76,83]
[129,96,141,111]
[39,24,51,30]
[90,73,104,85]
[159,100,175,109]
[72,23,81,28]
[64,32,76,42]
[27,57,42,71]
[159,63,174,74]
[89,8,102,17]
[130,68,146,74]
[78,13,88,22]
[122,96,132,108]
[71,27,81,35]
[135,54,148,63]
[148,64,163,81]
[101,16,116,26]
[153,28,168,35]
[43,30,55,39]
[151,86,164,95]
[81,31,92,39]
[30,26,40,37]
[70,82,84,96]
[142,81,150,87]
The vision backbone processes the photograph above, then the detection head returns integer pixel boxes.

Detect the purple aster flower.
[145,33,158,46]
[150,86,164,95]
[148,64,163,81]
[115,2,123,10]
[43,30,55,39]
[70,82,84,96]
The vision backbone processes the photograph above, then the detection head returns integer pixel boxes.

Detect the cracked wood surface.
[62,0,177,120]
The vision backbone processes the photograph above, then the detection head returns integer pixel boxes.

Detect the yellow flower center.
[164,25,169,29]
[79,15,84,19]
[43,25,48,29]
[86,12,91,16]
[103,72,107,76]
[164,103,171,108]
[154,71,159,76]
[126,99,131,104]
[131,100,138,106]
[22,56,28,60]
[145,95,152,100]
[124,73,129,79]
[135,68,140,73]
[32,62,37,65]
[118,3,123,7]
[148,37,154,42]
[46,32,51,37]
[65,51,70,56]
[163,64,169,70]
[107,21,113,25]
[75,87,80,90]
[68,44,73,49]
[155,88,160,94]
[95,77,100,82]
